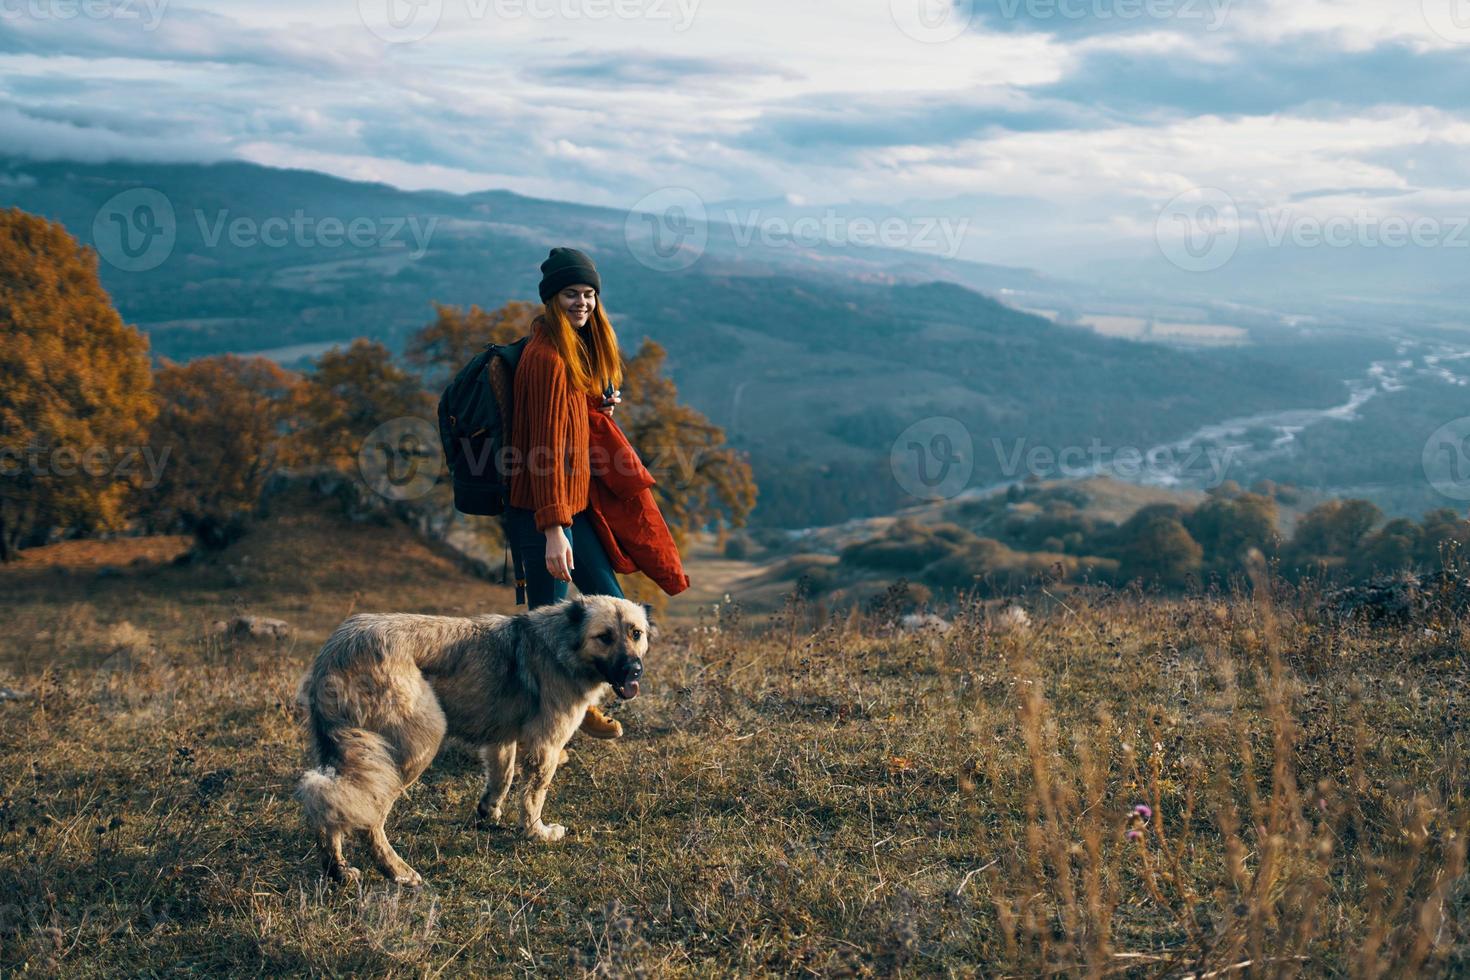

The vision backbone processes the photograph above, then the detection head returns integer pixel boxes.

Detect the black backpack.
[436,335,530,516]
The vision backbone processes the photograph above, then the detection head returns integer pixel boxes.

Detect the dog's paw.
[476,805,504,827]
[393,868,424,888]
[329,865,362,885]
[529,822,566,843]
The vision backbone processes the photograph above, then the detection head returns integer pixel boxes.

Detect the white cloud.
[2,0,1470,287]
[0,102,230,161]
[1235,0,1467,52]
[0,6,378,72]
[232,140,613,201]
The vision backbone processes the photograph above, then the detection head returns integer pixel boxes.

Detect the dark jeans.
[501,505,624,609]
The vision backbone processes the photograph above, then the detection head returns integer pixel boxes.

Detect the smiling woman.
[500,246,641,740]
[503,248,623,587]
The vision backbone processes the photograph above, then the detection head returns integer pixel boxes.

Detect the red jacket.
[583,394,690,597]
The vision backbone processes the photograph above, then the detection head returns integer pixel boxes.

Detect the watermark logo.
[356,0,700,43]
[92,191,439,273]
[1155,187,1239,273]
[0,0,169,29]
[1157,188,1470,272]
[0,444,171,488]
[1422,0,1470,44]
[1257,209,1470,250]
[888,418,1241,499]
[992,436,1237,487]
[624,186,707,272]
[985,0,1233,30]
[358,0,442,43]
[727,208,970,258]
[92,188,176,272]
[890,0,975,43]
[358,417,442,500]
[891,416,974,501]
[194,209,438,257]
[1422,416,1470,501]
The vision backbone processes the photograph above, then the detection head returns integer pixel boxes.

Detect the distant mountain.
[0,156,1351,527]
[0,155,1061,359]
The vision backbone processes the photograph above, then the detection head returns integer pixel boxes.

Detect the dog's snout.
[607,653,644,700]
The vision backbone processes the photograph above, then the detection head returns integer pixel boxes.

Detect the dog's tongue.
[617,678,640,700]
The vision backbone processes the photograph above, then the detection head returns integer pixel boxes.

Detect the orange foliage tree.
[143,355,305,547]
[617,338,757,547]
[0,208,156,561]
[404,301,537,388]
[294,339,434,470]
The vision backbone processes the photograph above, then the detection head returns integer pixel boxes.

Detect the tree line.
[0,208,755,561]
[834,481,1470,596]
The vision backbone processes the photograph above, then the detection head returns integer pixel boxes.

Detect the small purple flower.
[1126,829,1143,842]
[1133,804,1152,820]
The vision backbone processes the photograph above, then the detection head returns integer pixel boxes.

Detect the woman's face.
[557,285,596,327]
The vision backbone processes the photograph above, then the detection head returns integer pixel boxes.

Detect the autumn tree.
[294,339,434,469]
[1184,488,1280,576]
[1353,517,1422,578]
[1346,508,1470,577]
[1416,508,1470,568]
[1285,498,1382,578]
[0,208,156,561]
[405,301,537,388]
[1113,503,1203,588]
[142,355,305,549]
[617,337,757,548]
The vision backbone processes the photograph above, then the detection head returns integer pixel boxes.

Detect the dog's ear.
[639,601,659,640]
[564,597,588,645]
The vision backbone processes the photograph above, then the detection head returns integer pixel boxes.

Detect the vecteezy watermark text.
[356,0,700,44]
[887,416,1240,502]
[990,0,1232,28]
[991,437,1237,487]
[92,188,439,272]
[890,0,1232,44]
[195,210,437,256]
[1156,186,1470,272]
[358,417,721,501]
[622,187,972,273]
[0,0,168,28]
[0,445,171,488]
[726,208,970,258]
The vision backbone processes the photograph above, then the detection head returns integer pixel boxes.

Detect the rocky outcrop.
[208,615,292,640]
[1325,570,1470,625]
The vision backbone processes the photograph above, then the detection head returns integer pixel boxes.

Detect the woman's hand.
[544,525,574,582]
[599,388,622,415]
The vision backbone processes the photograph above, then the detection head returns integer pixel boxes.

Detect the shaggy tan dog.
[295,595,651,885]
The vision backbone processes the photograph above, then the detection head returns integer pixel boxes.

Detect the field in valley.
[0,496,1466,976]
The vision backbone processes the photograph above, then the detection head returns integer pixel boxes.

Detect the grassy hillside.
[1,496,1465,975]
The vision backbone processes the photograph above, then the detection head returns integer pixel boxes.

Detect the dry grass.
[0,508,1467,976]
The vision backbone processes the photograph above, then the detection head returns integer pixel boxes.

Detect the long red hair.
[536,297,624,395]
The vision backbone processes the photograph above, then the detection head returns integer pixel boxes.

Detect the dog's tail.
[296,724,400,832]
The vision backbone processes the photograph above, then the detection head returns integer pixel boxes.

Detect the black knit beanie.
[538,247,601,303]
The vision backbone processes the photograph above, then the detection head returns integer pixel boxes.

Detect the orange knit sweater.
[507,318,592,531]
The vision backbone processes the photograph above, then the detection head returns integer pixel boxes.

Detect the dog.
[294,594,652,885]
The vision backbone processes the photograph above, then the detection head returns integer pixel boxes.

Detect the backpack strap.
[485,334,531,480]
[487,357,513,432]
[491,334,531,371]
[488,333,533,605]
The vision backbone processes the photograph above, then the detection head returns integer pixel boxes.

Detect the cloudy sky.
[4,0,1470,278]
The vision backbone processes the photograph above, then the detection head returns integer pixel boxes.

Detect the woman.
[502,246,628,738]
